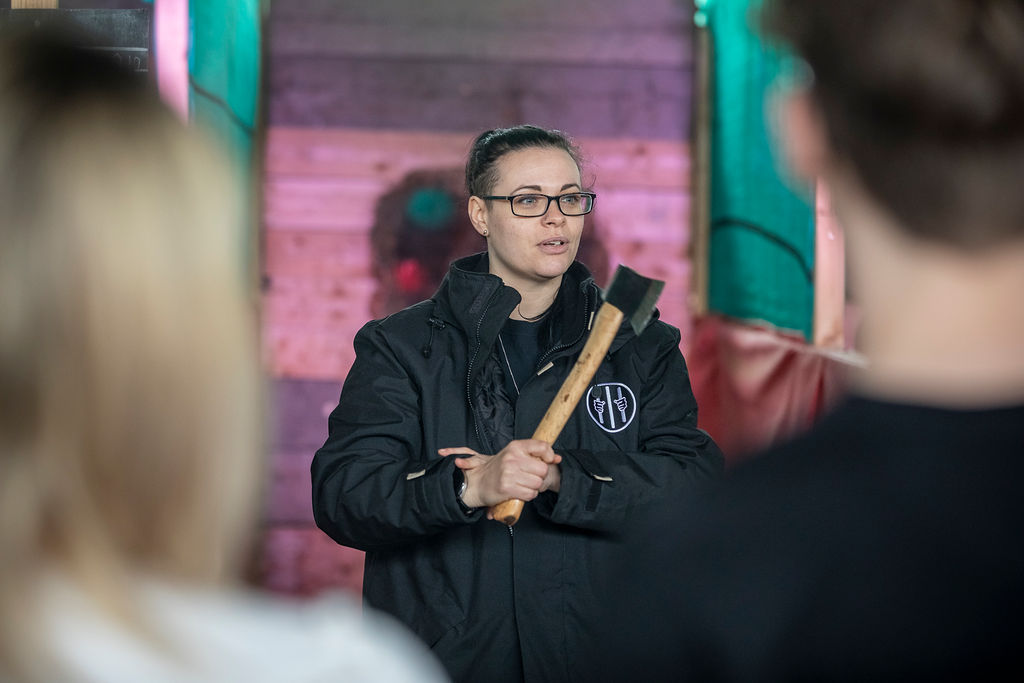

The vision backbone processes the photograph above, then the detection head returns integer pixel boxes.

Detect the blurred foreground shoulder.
[41,579,450,683]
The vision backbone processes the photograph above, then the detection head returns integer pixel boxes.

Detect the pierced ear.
[772,88,828,184]
[468,196,489,237]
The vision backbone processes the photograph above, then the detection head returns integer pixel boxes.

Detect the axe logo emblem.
[585,382,637,433]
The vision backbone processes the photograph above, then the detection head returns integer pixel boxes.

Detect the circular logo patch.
[586,382,637,433]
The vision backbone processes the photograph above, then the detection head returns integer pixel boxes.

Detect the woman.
[312,124,723,682]
[0,29,445,683]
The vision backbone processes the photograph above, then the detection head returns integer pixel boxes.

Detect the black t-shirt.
[497,317,544,399]
[597,395,1024,681]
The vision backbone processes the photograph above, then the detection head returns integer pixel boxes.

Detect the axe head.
[602,265,665,337]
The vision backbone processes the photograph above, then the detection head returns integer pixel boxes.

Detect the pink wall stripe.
[155,0,189,121]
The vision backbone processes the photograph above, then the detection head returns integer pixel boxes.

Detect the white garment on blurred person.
[40,576,449,683]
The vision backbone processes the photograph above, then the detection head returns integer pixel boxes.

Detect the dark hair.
[465,125,584,197]
[761,0,1024,248]
[370,168,483,316]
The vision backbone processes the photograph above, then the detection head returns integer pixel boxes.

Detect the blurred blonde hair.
[0,29,264,674]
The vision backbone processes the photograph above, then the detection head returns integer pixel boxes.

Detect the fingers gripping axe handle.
[489,265,664,526]
[489,304,624,525]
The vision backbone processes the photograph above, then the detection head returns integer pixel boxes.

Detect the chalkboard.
[0,8,151,73]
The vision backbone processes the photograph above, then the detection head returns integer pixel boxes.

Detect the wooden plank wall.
[259,127,693,596]
[268,0,693,138]
[259,0,695,597]
[264,127,693,380]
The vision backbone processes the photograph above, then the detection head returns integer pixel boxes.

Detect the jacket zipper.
[465,288,501,452]
[535,287,593,371]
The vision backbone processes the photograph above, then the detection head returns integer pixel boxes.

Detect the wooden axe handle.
[489,303,625,525]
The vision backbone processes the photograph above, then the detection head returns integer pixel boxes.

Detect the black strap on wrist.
[453,468,474,515]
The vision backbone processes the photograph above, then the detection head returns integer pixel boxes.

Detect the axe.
[489,265,665,526]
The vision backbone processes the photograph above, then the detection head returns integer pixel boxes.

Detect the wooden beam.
[812,180,846,349]
[688,18,711,316]
[155,0,190,120]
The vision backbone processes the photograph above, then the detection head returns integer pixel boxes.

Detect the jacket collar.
[432,253,657,357]
[435,253,510,330]
[432,252,595,350]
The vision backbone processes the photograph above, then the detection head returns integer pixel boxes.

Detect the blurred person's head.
[762,0,1024,249]
[0,27,262,673]
[761,0,1024,402]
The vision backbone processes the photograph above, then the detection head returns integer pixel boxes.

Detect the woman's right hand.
[438,440,561,511]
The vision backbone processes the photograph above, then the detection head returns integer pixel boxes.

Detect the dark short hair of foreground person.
[593,0,1024,680]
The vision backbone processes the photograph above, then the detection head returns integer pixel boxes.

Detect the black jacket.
[312,254,723,682]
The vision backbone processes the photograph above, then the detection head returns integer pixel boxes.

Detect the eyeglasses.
[480,192,596,217]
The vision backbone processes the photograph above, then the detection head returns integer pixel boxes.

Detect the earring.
[482,229,489,236]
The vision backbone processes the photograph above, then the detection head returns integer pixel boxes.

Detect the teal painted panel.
[704,0,814,338]
[188,0,264,265]
[189,0,262,166]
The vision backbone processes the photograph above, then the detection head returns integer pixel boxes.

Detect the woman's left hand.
[439,441,561,512]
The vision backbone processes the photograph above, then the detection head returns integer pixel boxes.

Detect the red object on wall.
[394,258,427,294]
[689,314,860,465]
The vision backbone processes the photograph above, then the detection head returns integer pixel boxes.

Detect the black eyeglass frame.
[479,191,597,217]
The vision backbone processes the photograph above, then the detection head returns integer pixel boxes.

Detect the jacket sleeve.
[533,323,724,531]
[311,321,483,552]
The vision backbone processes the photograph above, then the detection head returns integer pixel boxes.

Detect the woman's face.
[469,146,585,289]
